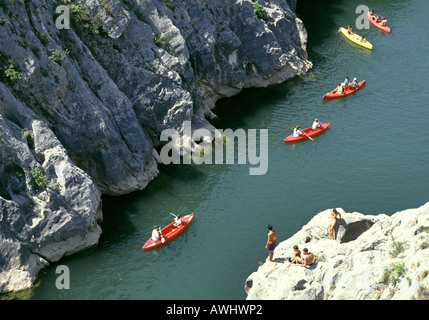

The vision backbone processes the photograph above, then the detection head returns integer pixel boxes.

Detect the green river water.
[21,0,429,299]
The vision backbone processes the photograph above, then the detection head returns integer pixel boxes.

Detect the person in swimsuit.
[347,25,353,35]
[296,248,318,267]
[285,245,301,268]
[328,208,342,240]
[265,224,277,262]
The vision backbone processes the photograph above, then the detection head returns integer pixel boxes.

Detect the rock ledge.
[245,203,429,300]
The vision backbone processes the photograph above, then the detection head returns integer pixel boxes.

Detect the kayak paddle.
[302,131,314,141]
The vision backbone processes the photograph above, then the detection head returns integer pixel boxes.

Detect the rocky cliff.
[245,203,429,300]
[0,0,311,293]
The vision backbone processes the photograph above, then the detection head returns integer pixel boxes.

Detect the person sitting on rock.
[296,248,318,267]
[285,245,301,267]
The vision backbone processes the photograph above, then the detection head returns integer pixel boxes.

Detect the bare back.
[268,230,277,243]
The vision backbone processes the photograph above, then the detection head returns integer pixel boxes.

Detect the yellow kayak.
[339,27,372,50]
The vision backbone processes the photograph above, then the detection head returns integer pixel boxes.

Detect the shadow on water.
[296,0,346,63]
[211,74,314,130]
[100,164,207,243]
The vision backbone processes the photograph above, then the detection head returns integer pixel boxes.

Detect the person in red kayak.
[293,125,302,137]
[265,224,277,262]
[152,226,163,241]
[173,214,183,227]
[335,83,343,95]
[312,118,322,130]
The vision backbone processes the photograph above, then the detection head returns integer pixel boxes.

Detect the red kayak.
[284,123,330,143]
[367,11,391,33]
[322,80,366,100]
[142,213,194,251]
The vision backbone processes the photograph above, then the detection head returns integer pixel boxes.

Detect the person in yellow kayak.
[347,25,353,35]
[360,35,367,43]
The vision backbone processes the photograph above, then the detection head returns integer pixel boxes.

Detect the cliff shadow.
[334,216,376,243]
[296,0,347,64]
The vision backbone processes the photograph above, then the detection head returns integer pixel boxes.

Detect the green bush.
[31,168,47,188]
[3,59,22,83]
[254,1,266,21]
[381,262,406,285]
[22,128,33,141]
[48,48,70,64]
[68,1,108,37]
[154,34,168,47]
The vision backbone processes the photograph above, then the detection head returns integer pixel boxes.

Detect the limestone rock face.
[0,0,311,292]
[0,117,102,293]
[245,203,429,300]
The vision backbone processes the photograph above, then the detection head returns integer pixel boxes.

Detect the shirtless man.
[297,248,318,267]
[265,224,277,262]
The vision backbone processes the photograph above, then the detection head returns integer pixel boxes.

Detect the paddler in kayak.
[351,77,358,89]
[312,118,322,130]
[344,76,350,91]
[293,125,303,137]
[173,214,183,227]
[151,225,164,241]
[265,224,277,262]
[335,83,344,95]
[347,25,353,35]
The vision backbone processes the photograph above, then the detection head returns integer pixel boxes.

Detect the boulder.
[245,203,429,300]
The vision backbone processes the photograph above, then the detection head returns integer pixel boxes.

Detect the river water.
[26,0,429,299]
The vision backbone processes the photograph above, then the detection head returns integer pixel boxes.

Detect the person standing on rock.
[265,224,277,262]
[328,208,342,240]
